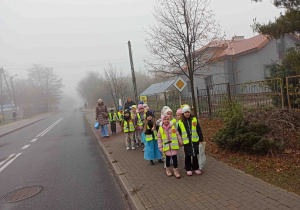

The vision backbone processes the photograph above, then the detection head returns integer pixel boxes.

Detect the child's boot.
[166,167,172,177]
[173,168,181,179]
[150,160,155,165]
[194,170,202,175]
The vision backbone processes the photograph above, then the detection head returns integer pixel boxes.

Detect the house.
[179,34,300,98]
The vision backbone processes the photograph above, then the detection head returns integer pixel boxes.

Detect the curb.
[0,111,60,138]
[84,113,146,210]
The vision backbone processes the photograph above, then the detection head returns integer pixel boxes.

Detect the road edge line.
[84,112,146,210]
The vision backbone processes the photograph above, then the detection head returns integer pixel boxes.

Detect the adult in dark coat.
[124,97,136,110]
[96,99,109,138]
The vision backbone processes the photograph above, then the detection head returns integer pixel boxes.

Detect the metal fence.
[143,76,299,118]
[286,75,300,110]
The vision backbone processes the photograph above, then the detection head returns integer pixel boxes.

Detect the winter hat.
[176,109,182,114]
[119,106,122,110]
[110,108,114,111]
[146,111,153,118]
[124,109,130,114]
[182,105,191,113]
[164,108,173,115]
[143,104,148,108]
[161,114,169,121]
[138,104,144,111]
[139,101,144,104]
[132,105,137,110]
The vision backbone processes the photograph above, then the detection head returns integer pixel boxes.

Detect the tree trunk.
[189,76,198,119]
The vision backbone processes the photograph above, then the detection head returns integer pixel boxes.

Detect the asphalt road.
[0,108,129,210]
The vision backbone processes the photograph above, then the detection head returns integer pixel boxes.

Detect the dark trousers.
[166,155,178,168]
[185,155,199,171]
[110,121,116,133]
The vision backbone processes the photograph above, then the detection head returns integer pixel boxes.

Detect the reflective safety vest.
[171,118,177,125]
[137,112,145,126]
[159,125,179,151]
[178,117,199,144]
[109,113,117,122]
[118,112,123,121]
[145,125,158,141]
[123,120,135,133]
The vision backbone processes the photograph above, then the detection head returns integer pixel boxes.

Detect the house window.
[276,38,285,59]
[204,75,213,88]
[264,65,272,78]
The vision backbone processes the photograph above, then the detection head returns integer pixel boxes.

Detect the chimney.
[232,36,244,41]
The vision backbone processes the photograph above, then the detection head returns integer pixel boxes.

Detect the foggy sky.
[0,0,284,100]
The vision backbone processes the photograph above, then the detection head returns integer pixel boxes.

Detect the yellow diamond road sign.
[173,77,187,92]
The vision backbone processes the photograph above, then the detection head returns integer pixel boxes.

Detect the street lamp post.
[10,74,17,111]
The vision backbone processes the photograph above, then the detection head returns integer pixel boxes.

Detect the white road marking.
[30,138,38,142]
[36,118,63,137]
[21,145,30,150]
[0,153,22,173]
[40,118,63,137]
[0,154,15,167]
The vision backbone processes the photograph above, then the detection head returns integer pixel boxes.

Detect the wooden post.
[286,77,291,109]
[280,79,284,109]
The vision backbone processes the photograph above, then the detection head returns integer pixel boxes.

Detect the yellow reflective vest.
[145,125,158,141]
[178,117,199,144]
[109,113,117,122]
[123,120,135,133]
[159,125,179,151]
[118,112,123,121]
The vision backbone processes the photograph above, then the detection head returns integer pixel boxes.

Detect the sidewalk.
[85,109,300,210]
[0,112,57,137]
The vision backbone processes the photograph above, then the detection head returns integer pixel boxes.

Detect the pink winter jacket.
[157,121,183,156]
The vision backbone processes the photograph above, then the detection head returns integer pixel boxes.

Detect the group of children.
[109,102,204,178]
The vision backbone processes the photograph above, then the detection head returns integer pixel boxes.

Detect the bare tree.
[77,71,103,106]
[28,64,64,112]
[146,0,225,117]
[102,63,128,109]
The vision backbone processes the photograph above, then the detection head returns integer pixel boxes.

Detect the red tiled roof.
[220,34,269,57]
[195,34,270,58]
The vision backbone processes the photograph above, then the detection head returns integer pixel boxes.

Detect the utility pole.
[127,41,138,104]
[0,67,4,122]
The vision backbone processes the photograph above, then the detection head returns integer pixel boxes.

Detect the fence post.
[164,92,167,106]
[206,86,212,119]
[226,82,231,100]
[286,77,291,109]
[280,79,284,109]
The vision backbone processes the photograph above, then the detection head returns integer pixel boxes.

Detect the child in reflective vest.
[118,107,124,125]
[109,108,117,134]
[178,105,204,176]
[137,104,146,151]
[133,104,144,148]
[121,109,135,150]
[143,111,163,165]
[157,115,183,178]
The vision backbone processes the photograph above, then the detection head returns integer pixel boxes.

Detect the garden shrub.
[213,100,278,155]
